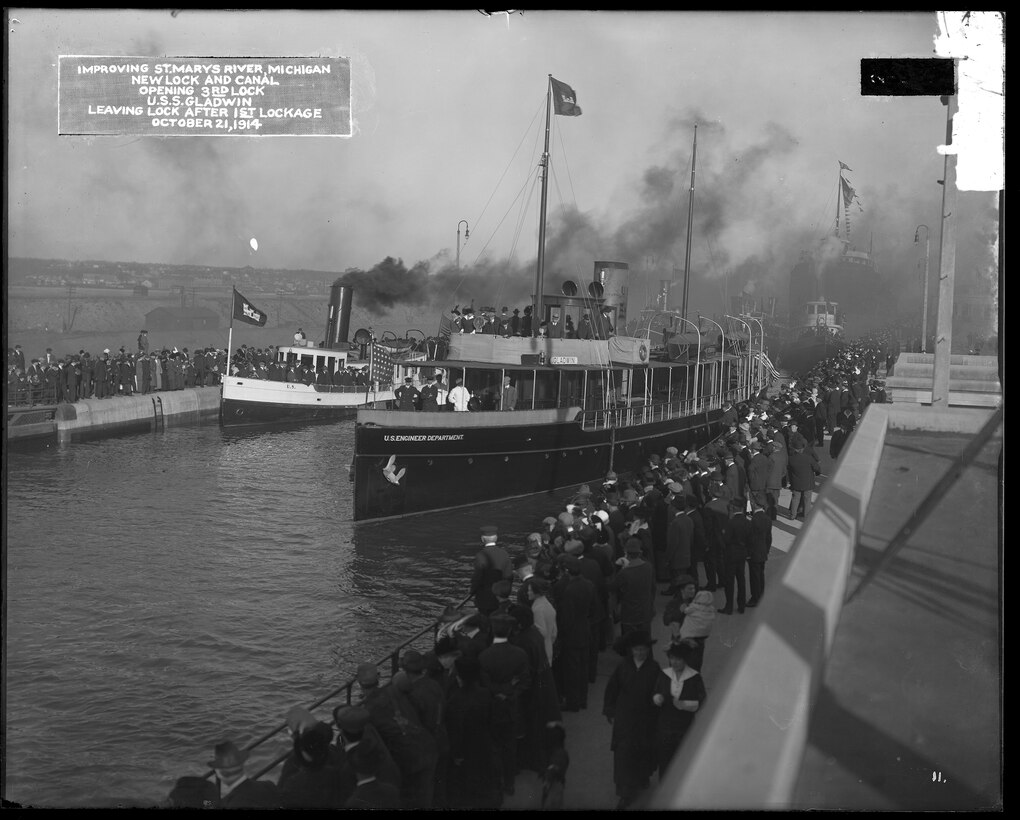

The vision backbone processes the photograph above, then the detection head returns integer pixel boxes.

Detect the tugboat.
[220,283,424,427]
[779,161,886,376]
[779,297,845,376]
[351,76,764,521]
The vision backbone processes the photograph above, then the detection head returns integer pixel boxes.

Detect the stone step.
[889,364,1000,382]
[897,353,997,367]
[886,376,1002,393]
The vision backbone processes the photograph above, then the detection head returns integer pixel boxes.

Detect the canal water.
[4,422,545,808]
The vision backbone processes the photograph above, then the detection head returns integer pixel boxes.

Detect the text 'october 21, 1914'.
[57,57,352,137]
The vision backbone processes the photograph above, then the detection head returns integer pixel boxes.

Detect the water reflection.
[5,419,566,808]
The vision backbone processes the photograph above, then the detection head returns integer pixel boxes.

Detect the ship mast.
[680,125,697,323]
[833,168,842,239]
[533,76,553,336]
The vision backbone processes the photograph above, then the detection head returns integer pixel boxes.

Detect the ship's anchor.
[383,454,406,486]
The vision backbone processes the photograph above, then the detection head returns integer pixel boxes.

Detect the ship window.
[560,371,585,408]
[807,305,815,315]
[465,370,501,411]
[534,371,559,409]
[507,369,534,408]
[586,369,622,410]
[827,305,836,316]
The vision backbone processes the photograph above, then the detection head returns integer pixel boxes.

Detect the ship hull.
[353,406,725,521]
[780,335,844,376]
[220,378,393,428]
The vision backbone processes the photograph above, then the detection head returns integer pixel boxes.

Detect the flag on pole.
[550,77,582,116]
[840,176,860,210]
[838,160,853,172]
[232,288,267,327]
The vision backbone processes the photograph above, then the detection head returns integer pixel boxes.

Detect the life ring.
[639,343,648,362]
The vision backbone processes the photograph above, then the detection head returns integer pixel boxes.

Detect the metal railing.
[579,386,746,432]
[208,592,474,784]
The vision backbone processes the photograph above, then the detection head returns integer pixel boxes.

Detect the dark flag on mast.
[232,288,267,327]
[550,77,582,116]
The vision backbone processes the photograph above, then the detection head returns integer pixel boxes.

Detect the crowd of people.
[163,337,891,810]
[226,348,372,389]
[7,333,228,406]
[448,303,616,340]
[6,332,383,406]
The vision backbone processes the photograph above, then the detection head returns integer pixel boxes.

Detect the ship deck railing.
[578,386,745,432]
[230,377,392,393]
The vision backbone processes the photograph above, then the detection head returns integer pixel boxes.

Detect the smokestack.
[594,261,630,328]
[324,280,353,349]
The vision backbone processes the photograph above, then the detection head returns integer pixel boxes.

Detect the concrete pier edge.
[50,388,221,439]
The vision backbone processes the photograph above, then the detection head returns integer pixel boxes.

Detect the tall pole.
[534,76,553,335]
[932,93,959,407]
[457,220,469,270]
[226,288,235,376]
[914,225,930,353]
[681,125,698,323]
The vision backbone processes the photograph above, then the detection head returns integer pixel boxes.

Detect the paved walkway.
[504,450,834,810]
[791,428,1001,810]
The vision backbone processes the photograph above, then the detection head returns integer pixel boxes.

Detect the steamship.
[777,162,887,376]
[219,282,421,428]
[351,78,765,521]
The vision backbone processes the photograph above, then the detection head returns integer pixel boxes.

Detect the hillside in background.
[6,258,441,361]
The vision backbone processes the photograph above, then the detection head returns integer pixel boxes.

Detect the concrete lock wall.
[651,405,889,809]
[54,388,220,439]
[650,401,998,809]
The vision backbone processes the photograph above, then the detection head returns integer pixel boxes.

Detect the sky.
[6,10,1003,322]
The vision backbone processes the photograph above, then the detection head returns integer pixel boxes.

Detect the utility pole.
[914,225,930,353]
[932,94,958,407]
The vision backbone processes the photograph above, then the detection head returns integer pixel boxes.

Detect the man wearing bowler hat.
[608,538,657,639]
[471,526,512,615]
[334,704,404,794]
[208,739,280,808]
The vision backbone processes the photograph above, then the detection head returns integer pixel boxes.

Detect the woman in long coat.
[602,630,661,810]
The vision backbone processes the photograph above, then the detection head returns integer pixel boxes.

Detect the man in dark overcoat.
[746,499,772,607]
[552,555,595,712]
[825,381,842,434]
[787,444,821,519]
[208,740,281,808]
[445,656,501,808]
[663,490,694,595]
[608,538,656,637]
[394,376,420,411]
[479,613,532,796]
[745,440,770,510]
[718,500,751,614]
[700,482,731,592]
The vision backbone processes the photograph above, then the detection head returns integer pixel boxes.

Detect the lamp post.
[726,314,754,398]
[674,315,701,406]
[456,220,470,270]
[698,315,725,407]
[914,225,930,353]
